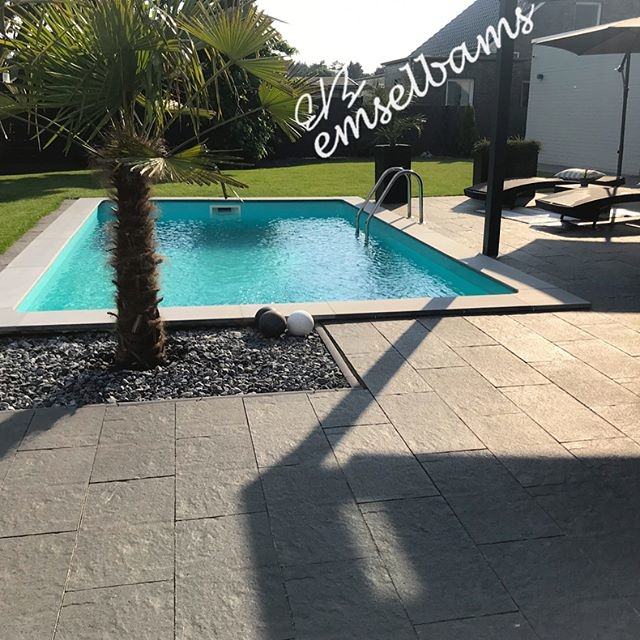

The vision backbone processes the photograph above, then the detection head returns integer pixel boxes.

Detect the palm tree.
[0,0,303,369]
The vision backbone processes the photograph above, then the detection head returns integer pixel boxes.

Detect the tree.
[347,62,364,79]
[0,0,303,369]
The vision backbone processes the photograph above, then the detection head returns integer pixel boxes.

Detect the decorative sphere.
[287,310,315,337]
[259,310,287,338]
[254,306,275,328]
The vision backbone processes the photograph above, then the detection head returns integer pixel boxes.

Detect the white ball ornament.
[287,310,315,337]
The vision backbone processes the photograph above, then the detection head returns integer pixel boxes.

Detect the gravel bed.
[0,328,349,410]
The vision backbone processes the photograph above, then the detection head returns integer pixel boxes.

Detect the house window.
[575,2,602,29]
[521,81,530,110]
[446,79,474,107]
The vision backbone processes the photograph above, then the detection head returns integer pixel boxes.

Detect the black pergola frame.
[483,0,518,258]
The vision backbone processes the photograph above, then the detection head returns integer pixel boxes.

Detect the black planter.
[375,145,412,205]
[472,145,539,185]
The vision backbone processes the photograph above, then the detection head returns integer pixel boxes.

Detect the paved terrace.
[3,196,640,639]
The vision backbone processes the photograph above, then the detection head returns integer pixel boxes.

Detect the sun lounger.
[536,185,640,226]
[465,174,625,208]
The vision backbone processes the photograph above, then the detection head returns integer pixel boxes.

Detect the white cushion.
[555,168,605,181]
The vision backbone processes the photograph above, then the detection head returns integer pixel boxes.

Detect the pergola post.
[483,0,517,258]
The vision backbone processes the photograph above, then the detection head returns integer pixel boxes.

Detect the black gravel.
[0,328,349,410]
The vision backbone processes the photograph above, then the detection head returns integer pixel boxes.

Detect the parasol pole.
[616,52,631,179]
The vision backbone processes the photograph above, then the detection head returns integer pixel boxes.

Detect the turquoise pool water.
[18,199,514,312]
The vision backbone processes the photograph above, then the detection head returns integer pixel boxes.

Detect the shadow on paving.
[234,316,640,640]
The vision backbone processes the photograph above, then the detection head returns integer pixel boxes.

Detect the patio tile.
[419,367,519,418]
[466,315,572,362]
[511,312,592,342]
[6,446,95,486]
[326,426,439,501]
[249,421,332,468]
[176,564,293,640]
[360,496,475,557]
[503,384,621,442]
[284,558,414,639]
[325,322,391,355]
[0,481,86,537]
[20,405,104,450]
[534,360,639,407]
[385,544,516,625]
[245,393,319,429]
[348,350,432,396]
[532,478,640,536]
[176,396,246,438]
[578,531,640,598]
[260,459,353,511]
[378,391,484,455]
[92,442,174,483]
[456,345,548,387]
[269,503,377,565]
[556,339,640,380]
[101,402,175,443]
[419,316,496,347]
[374,319,465,369]
[176,512,277,572]
[416,613,538,639]
[176,433,256,471]
[482,537,617,608]
[0,409,32,454]
[82,477,174,529]
[308,389,387,427]
[593,403,640,440]
[523,598,640,640]
[0,533,75,640]
[57,581,174,640]
[583,323,640,356]
[565,437,640,476]
[177,466,264,520]
[68,522,174,590]
[422,450,561,543]
[463,413,587,487]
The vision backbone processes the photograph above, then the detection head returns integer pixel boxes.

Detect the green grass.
[0,158,471,254]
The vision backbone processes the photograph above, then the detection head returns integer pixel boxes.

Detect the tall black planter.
[375,144,412,205]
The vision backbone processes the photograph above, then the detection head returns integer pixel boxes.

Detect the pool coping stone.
[0,196,589,333]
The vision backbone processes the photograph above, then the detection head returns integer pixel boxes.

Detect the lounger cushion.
[555,168,605,182]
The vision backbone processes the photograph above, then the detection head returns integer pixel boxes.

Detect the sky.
[257,0,475,73]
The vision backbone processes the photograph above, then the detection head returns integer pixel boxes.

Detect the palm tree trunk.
[110,166,166,369]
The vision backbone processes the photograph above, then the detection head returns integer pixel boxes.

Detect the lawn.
[0,158,471,255]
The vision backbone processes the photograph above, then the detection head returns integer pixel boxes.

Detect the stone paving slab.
[419,316,497,347]
[510,313,593,342]
[557,338,640,380]
[308,389,388,428]
[377,391,484,455]
[283,558,415,639]
[175,396,246,438]
[91,442,175,482]
[455,345,548,388]
[0,481,86,538]
[419,367,519,418]
[347,349,432,396]
[583,323,640,356]
[57,581,174,640]
[375,319,466,369]
[68,522,174,590]
[534,360,639,407]
[20,405,104,450]
[503,384,621,442]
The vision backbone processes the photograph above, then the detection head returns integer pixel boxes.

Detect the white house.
[526,44,640,178]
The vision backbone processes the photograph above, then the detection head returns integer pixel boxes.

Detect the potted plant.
[373,115,426,205]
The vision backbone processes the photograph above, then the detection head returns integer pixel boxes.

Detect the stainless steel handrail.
[354,166,403,238]
[364,170,424,245]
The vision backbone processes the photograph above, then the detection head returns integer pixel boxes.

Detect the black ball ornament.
[259,310,287,338]
[254,306,275,328]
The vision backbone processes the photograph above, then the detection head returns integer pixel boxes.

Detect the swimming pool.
[17,199,514,313]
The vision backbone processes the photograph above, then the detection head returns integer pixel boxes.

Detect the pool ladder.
[355,167,425,245]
